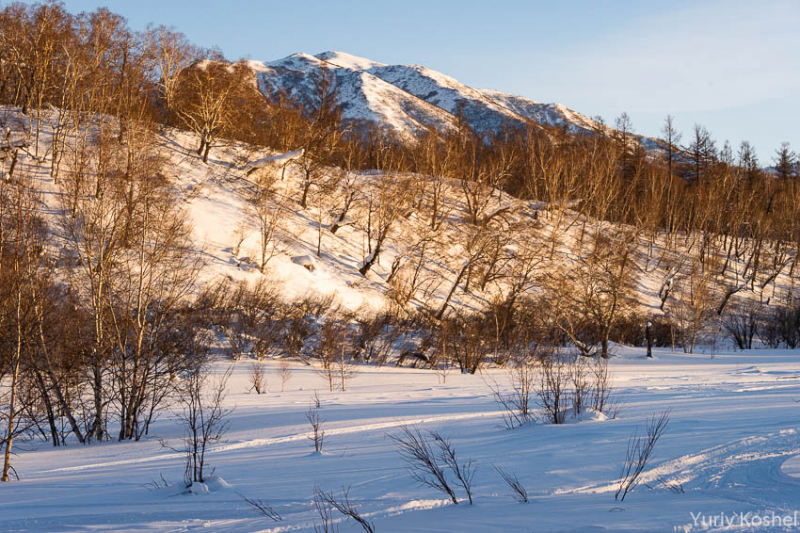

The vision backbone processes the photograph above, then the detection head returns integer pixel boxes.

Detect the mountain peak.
[315,51,386,71]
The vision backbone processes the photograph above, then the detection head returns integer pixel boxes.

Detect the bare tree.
[315,320,340,392]
[310,169,343,257]
[149,25,197,115]
[722,300,760,350]
[569,356,590,415]
[432,322,453,384]
[329,139,365,234]
[434,224,504,320]
[666,266,716,353]
[1,172,42,481]
[359,172,412,277]
[291,64,345,210]
[248,170,282,273]
[660,115,682,178]
[314,319,356,391]
[548,231,636,358]
[174,59,260,163]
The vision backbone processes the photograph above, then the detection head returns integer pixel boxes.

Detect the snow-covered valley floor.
[3,348,800,532]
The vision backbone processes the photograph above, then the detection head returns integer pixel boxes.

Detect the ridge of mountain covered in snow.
[252,50,665,152]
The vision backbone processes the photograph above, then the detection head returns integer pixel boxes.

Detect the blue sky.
[46,0,800,161]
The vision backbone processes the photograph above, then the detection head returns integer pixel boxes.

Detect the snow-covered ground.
[3,347,800,532]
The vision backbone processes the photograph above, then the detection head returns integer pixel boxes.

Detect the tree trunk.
[435,262,470,320]
[359,234,386,276]
[300,178,311,209]
[33,369,59,446]
[2,285,23,481]
[90,360,104,441]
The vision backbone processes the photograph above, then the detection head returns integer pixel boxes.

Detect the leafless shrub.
[278,359,293,392]
[312,390,322,408]
[315,486,376,533]
[493,464,529,503]
[760,299,800,348]
[249,362,267,395]
[569,356,589,415]
[490,356,535,429]
[354,313,399,366]
[312,485,340,533]
[538,355,572,424]
[652,475,685,494]
[307,408,325,453]
[173,366,232,487]
[722,300,761,350]
[431,321,454,384]
[438,314,492,374]
[219,279,281,361]
[615,409,671,502]
[297,293,339,320]
[144,473,173,491]
[222,318,250,361]
[283,310,312,360]
[252,317,282,361]
[315,319,355,391]
[590,357,619,417]
[430,431,476,505]
[239,492,282,521]
[389,425,459,504]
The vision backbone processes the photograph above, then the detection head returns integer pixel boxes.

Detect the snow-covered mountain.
[249,53,460,136]
[252,51,663,151]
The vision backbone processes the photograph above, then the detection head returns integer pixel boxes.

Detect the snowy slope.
[366,62,526,135]
[3,106,785,320]
[481,89,601,133]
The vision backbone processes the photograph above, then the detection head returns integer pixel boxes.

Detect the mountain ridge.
[251,50,666,154]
